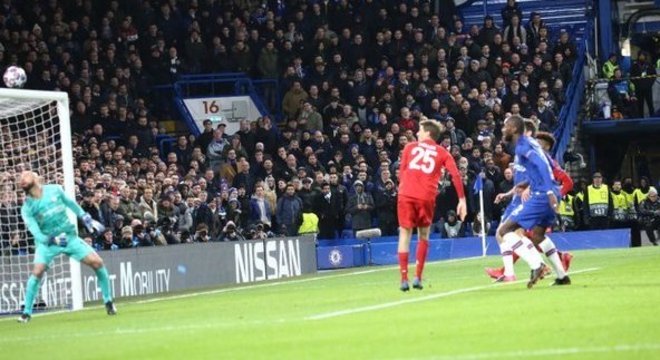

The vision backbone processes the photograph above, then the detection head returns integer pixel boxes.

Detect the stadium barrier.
[80,236,317,303]
[0,236,316,312]
[317,229,630,269]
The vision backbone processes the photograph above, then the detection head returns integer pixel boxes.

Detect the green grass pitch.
[1,247,659,359]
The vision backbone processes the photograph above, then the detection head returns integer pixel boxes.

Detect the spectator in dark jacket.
[346,180,374,233]
[374,179,398,236]
[276,183,303,236]
[315,182,343,239]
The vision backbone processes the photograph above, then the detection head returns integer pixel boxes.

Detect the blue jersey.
[21,184,85,246]
[513,136,558,196]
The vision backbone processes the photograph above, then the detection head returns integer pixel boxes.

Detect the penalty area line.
[306,267,601,321]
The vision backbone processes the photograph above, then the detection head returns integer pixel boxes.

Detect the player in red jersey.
[486,131,573,280]
[397,120,467,291]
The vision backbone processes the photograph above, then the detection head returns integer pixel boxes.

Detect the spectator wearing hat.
[582,172,613,230]
[374,179,398,236]
[638,187,660,246]
[119,226,135,248]
[131,219,154,247]
[441,210,465,238]
[347,180,374,234]
[97,228,120,251]
[219,221,245,242]
[478,15,500,47]
[207,128,230,172]
[276,183,304,237]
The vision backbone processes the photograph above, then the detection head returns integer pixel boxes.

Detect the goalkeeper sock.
[95,266,113,303]
[23,275,41,315]
[539,237,567,279]
[398,252,409,281]
[415,239,429,280]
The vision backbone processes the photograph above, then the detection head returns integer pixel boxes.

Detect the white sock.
[503,232,542,270]
[498,242,515,277]
[539,237,567,279]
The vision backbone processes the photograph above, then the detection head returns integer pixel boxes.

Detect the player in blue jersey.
[17,171,116,323]
[487,124,573,284]
[488,120,536,282]
[497,115,556,289]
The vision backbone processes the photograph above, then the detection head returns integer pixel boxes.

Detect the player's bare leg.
[413,226,431,290]
[17,263,47,323]
[497,220,547,288]
[81,252,117,314]
[530,227,571,285]
[397,227,414,291]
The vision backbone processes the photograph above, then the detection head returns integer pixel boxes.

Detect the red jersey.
[398,139,465,200]
[551,158,574,197]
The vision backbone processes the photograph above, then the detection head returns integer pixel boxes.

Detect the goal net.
[0,88,82,315]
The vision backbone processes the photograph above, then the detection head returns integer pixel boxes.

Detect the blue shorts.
[34,236,95,267]
[501,195,522,223]
[506,194,557,231]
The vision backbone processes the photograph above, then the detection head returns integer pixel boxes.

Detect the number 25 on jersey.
[409,146,437,174]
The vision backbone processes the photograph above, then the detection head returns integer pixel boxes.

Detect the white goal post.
[0,88,83,314]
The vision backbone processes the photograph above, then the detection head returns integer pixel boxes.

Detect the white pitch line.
[0,319,291,343]
[306,267,601,321]
[404,343,660,360]
[0,256,484,322]
[135,256,481,304]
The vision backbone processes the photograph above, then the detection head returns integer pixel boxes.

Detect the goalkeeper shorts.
[34,236,95,266]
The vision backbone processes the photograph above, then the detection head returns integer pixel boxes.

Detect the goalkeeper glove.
[82,213,105,234]
[48,233,68,247]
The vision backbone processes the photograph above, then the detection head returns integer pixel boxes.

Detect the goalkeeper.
[17,171,116,323]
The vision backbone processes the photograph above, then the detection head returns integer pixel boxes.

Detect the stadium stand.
[0,0,656,255]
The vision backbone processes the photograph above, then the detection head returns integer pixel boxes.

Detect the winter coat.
[346,191,374,231]
[276,195,303,234]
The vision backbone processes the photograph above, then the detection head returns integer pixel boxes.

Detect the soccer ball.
[3,66,27,88]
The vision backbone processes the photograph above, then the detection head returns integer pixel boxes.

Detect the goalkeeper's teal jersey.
[21,184,85,246]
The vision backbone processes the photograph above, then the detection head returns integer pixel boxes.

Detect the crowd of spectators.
[0,0,649,254]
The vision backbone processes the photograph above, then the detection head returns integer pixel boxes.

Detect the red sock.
[415,239,429,280]
[398,252,409,281]
[512,252,520,263]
